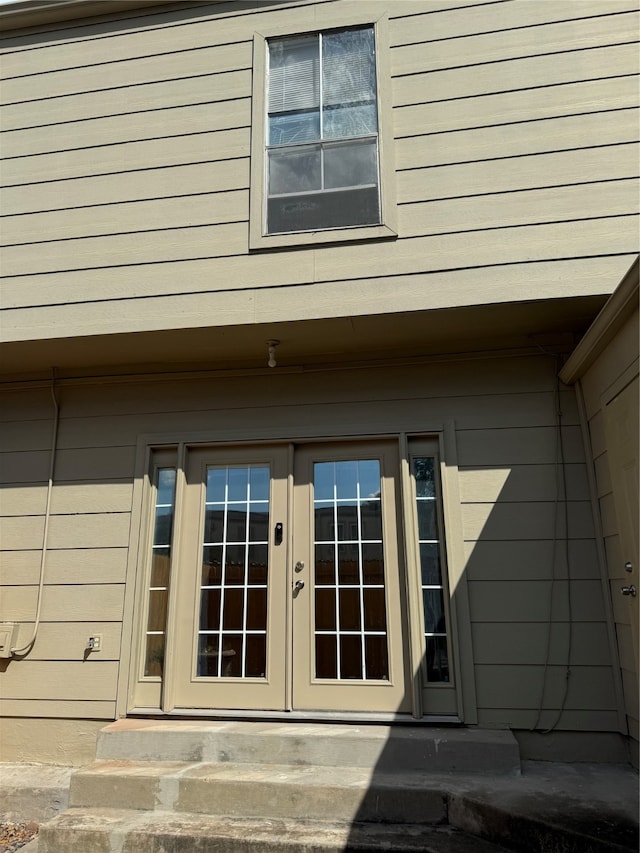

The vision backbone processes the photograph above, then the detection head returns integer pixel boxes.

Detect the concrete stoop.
[31,721,639,853]
[37,809,513,853]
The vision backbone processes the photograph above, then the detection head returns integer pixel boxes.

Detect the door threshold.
[128,707,462,725]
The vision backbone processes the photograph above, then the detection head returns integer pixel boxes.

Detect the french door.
[171,441,409,713]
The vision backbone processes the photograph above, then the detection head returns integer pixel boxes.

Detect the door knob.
[294,580,305,591]
[620,585,636,597]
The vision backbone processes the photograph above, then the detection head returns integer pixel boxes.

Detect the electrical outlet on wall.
[87,634,102,652]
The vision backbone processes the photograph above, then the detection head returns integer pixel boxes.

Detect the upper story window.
[249,16,397,250]
[266,27,380,235]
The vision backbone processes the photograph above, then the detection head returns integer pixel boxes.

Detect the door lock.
[295,561,304,572]
[624,562,633,573]
[294,580,305,591]
[620,585,637,597]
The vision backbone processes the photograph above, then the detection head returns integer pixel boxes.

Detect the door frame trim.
[122,428,476,723]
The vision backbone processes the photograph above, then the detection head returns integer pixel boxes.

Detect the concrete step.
[37,807,515,853]
[97,720,521,774]
[69,759,449,824]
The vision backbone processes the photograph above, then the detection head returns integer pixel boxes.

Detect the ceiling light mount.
[267,339,280,368]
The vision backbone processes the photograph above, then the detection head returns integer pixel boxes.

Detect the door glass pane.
[412,456,450,683]
[312,459,389,681]
[197,465,270,679]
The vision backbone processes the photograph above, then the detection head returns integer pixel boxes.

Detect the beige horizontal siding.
[0,583,124,622]
[0,660,119,701]
[458,463,588,503]
[0,482,133,516]
[395,76,638,138]
[477,708,621,730]
[388,0,639,45]
[5,256,637,343]
[456,425,586,466]
[0,548,128,586]
[0,129,249,186]
[3,216,636,308]
[474,664,617,710]
[1,512,131,550]
[462,500,595,541]
[0,68,251,131]
[472,622,613,666]
[396,108,640,170]
[393,10,639,75]
[0,446,136,483]
[0,699,116,719]
[464,539,601,582]
[468,579,607,622]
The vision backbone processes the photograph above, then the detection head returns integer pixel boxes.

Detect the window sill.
[249,222,397,252]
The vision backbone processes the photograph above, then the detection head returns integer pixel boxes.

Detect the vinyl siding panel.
[1,0,638,340]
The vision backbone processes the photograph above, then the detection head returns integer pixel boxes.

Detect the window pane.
[362,543,384,584]
[316,635,337,679]
[245,635,267,678]
[363,587,386,631]
[314,462,334,501]
[337,543,359,584]
[247,544,268,584]
[246,588,267,631]
[419,543,441,585]
[153,506,173,546]
[267,185,380,233]
[200,589,221,632]
[315,543,335,584]
[423,588,445,635]
[269,110,320,146]
[323,103,377,140]
[324,139,378,189]
[365,635,388,680]
[339,588,361,630]
[225,544,245,585]
[157,468,176,505]
[228,467,249,502]
[322,28,376,110]
[335,461,358,499]
[426,636,449,683]
[202,545,223,585]
[417,500,438,540]
[206,468,226,503]
[340,635,362,679]
[413,457,436,498]
[269,35,319,114]
[316,588,336,630]
[269,145,321,195]
[249,467,270,502]
[144,633,165,678]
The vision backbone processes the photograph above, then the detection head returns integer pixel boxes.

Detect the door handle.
[294,580,305,592]
[620,585,636,597]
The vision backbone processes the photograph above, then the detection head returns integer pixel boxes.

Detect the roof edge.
[0,0,176,32]
[560,256,639,384]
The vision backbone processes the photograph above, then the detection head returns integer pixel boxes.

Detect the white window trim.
[249,12,397,251]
